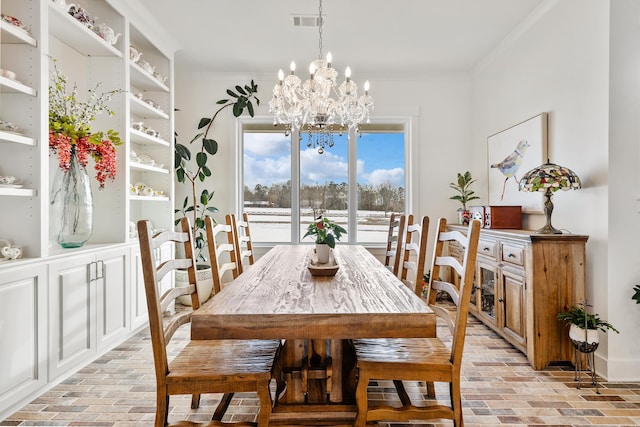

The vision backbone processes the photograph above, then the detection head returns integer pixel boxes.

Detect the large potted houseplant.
[557,305,619,353]
[449,171,480,225]
[48,58,122,248]
[303,216,346,263]
[173,81,259,304]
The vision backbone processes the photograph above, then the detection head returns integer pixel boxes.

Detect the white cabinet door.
[48,253,96,380]
[96,246,129,351]
[0,264,47,418]
[49,246,130,380]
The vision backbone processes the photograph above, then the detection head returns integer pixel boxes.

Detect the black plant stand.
[570,299,600,393]
[571,336,599,393]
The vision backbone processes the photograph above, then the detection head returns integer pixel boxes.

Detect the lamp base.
[535,224,563,234]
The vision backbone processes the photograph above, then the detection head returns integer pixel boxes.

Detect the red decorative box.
[469,206,522,229]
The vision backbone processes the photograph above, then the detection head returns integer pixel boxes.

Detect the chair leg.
[450,380,463,427]
[354,370,369,427]
[212,393,234,421]
[156,391,169,427]
[256,380,273,427]
[191,393,201,409]
[426,380,436,398]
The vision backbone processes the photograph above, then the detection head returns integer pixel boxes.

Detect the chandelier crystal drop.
[269,0,374,154]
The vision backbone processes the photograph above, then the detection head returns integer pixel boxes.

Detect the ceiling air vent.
[291,15,323,27]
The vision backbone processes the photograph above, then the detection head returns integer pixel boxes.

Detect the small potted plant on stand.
[303,216,346,263]
[173,81,259,305]
[449,171,480,225]
[557,301,619,391]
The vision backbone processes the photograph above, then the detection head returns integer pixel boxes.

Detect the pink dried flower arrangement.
[48,58,122,188]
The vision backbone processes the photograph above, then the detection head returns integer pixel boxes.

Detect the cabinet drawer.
[502,244,525,266]
[477,239,497,259]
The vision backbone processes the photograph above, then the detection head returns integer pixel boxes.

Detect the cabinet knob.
[483,247,490,251]
[498,298,504,303]
[507,253,515,258]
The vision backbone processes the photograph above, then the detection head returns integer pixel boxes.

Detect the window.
[242,123,407,245]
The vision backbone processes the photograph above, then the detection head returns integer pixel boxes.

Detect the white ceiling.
[134,0,544,77]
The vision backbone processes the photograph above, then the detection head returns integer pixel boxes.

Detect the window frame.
[237,117,412,247]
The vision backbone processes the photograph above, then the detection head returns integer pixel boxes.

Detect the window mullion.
[291,130,301,244]
[348,130,358,244]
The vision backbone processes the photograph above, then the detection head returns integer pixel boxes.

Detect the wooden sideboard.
[448,226,588,370]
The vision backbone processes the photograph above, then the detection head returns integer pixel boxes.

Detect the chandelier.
[269,0,374,154]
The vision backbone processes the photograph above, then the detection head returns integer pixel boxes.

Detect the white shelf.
[130,195,170,202]
[130,61,169,92]
[0,76,37,95]
[130,128,169,147]
[129,95,169,119]
[0,21,37,46]
[0,131,36,146]
[48,4,122,57]
[0,187,36,197]
[130,161,169,174]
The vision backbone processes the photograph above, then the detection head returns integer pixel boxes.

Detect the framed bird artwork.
[487,113,548,213]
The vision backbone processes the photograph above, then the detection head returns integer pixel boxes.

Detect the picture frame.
[487,113,548,213]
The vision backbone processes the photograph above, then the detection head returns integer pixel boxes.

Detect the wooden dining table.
[190,245,435,424]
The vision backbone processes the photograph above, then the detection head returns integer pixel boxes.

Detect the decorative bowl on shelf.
[0,120,23,134]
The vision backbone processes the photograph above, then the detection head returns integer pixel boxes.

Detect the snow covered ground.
[245,207,391,243]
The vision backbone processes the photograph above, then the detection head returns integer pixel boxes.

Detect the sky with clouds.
[244,132,404,189]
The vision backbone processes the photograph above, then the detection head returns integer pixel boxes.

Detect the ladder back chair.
[399,214,430,296]
[137,218,283,427]
[353,218,481,427]
[384,212,406,276]
[226,213,254,274]
[204,216,240,294]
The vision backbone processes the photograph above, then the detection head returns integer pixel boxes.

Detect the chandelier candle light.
[518,159,581,234]
[269,0,373,154]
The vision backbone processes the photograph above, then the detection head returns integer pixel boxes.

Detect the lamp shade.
[518,160,581,234]
[519,161,581,193]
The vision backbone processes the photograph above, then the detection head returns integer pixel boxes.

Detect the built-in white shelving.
[48,4,122,57]
[0,76,37,95]
[129,94,169,119]
[0,20,37,46]
[130,128,170,146]
[0,130,36,145]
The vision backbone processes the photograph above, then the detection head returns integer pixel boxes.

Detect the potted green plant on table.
[449,171,480,225]
[557,305,619,353]
[173,81,259,304]
[303,216,347,263]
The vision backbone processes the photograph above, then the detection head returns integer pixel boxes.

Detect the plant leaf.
[198,118,211,129]
[235,85,247,95]
[247,101,254,117]
[227,89,239,98]
[216,99,228,104]
[196,152,207,167]
[175,143,191,160]
[203,138,218,155]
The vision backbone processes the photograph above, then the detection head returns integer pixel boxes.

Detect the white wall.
[471,0,640,380]
[607,0,640,381]
[174,72,472,242]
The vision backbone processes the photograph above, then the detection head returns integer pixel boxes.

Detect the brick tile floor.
[3,315,639,426]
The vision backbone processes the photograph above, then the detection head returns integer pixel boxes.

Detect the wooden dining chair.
[353,217,481,427]
[399,214,430,296]
[204,216,240,294]
[384,213,406,276]
[226,212,254,274]
[137,217,282,427]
